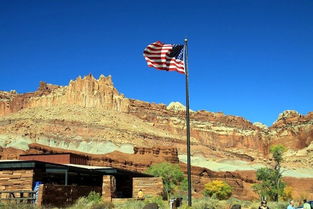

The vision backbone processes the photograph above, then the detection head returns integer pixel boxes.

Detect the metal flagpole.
[184,38,192,206]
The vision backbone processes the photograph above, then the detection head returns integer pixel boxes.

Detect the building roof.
[0,160,152,177]
[20,153,81,156]
[65,164,111,169]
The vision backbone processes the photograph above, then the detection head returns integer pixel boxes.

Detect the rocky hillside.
[0,74,312,169]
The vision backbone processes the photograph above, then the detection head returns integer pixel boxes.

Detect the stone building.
[0,153,163,207]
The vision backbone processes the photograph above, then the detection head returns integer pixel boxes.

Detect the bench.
[0,190,36,203]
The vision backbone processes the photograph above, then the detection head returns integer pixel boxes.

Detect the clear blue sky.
[1,0,312,126]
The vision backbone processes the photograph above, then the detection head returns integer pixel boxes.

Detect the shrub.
[113,199,145,209]
[189,197,231,209]
[67,191,113,209]
[90,202,114,209]
[299,192,310,202]
[144,196,165,208]
[179,205,192,209]
[86,191,102,203]
[240,200,288,209]
[146,162,185,200]
[281,186,293,201]
[203,180,232,200]
[67,197,90,209]
[268,201,288,209]
[0,202,40,209]
[192,197,217,209]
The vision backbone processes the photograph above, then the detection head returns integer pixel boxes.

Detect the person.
[287,200,295,209]
[303,199,311,209]
[258,200,270,209]
[137,189,144,200]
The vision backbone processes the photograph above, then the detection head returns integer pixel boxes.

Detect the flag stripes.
[143,41,185,74]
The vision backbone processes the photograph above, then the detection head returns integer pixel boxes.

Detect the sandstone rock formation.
[0,74,313,184]
[0,75,313,165]
[167,101,188,112]
[0,74,129,117]
[1,74,313,200]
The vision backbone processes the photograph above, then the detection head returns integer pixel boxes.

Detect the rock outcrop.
[0,74,313,200]
[0,74,313,166]
[0,75,129,117]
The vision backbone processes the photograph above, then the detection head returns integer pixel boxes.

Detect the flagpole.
[184,38,192,207]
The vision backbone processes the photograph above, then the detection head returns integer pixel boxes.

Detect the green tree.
[253,144,286,201]
[203,180,232,200]
[146,162,185,200]
[270,144,286,201]
[252,167,285,201]
[270,144,286,170]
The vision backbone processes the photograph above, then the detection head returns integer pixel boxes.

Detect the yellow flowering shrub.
[281,186,293,201]
[203,180,232,200]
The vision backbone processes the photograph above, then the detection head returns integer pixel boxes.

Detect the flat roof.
[0,160,152,177]
[65,164,112,170]
[20,153,87,157]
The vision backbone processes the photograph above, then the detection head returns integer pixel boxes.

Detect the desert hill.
[1,74,313,199]
[0,74,312,169]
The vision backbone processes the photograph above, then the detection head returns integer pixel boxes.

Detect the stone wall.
[40,184,101,207]
[0,169,33,192]
[133,177,163,198]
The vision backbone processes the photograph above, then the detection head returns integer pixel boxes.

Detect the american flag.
[143,41,185,74]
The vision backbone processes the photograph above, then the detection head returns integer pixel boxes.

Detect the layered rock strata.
[0,75,129,117]
[0,74,312,165]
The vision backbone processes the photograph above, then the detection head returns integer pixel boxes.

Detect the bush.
[236,200,288,209]
[113,199,145,209]
[90,202,114,209]
[67,197,89,209]
[179,205,192,209]
[0,202,42,209]
[192,197,218,209]
[268,201,288,209]
[144,196,165,208]
[281,186,293,201]
[67,191,113,209]
[203,180,232,200]
[86,191,102,203]
[146,162,185,200]
[186,197,232,209]
[226,197,241,204]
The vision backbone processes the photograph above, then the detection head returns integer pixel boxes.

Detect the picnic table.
[0,190,36,203]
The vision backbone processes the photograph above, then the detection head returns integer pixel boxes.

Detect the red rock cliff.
[0,75,312,161]
[0,74,129,116]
